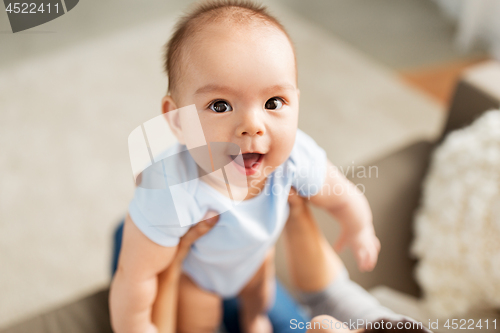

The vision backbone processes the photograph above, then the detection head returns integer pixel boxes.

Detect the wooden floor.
[400,58,490,107]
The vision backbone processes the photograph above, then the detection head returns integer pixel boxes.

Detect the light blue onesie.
[128,129,327,298]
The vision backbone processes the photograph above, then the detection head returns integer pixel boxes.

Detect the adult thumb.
[178,211,220,253]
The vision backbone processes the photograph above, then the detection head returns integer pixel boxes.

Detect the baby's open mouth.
[230,153,263,169]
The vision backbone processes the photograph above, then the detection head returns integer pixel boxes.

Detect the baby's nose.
[236,110,265,137]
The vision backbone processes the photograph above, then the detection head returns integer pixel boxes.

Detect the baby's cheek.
[198,113,231,142]
[280,134,296,155]
[269,141,294,167]
[201,125,230,144]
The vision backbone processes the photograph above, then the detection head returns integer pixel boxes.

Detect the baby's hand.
[334,228,380,272]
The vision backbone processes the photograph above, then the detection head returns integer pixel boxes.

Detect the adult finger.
[176,211,219,260]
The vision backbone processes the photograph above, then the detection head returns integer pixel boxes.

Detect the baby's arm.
[308,160,380,271]
[109,214,177,333]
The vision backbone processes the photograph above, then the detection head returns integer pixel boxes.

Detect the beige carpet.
[0,3,444,328]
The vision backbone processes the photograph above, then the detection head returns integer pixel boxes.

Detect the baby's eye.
[265,97,284,110]
[209,100,233,113]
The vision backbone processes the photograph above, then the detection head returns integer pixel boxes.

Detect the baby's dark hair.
[163,0,295,96]
[364,318,431,332]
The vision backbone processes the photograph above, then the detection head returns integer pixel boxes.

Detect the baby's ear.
[162,95,185,144]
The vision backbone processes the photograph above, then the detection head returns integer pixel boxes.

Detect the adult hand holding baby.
[152,211,219,333]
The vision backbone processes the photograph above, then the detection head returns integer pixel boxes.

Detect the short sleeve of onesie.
[128,143,198,247]
[128,187,190,247]
[289,129,328,197]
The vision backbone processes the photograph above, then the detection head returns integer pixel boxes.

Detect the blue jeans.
[111,221,309,333]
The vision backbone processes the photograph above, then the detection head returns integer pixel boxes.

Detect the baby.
[109,1,380,332]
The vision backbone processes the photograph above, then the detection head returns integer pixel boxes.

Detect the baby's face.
[169,22,299,188]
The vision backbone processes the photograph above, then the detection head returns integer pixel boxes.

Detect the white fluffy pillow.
[411,110,500,317]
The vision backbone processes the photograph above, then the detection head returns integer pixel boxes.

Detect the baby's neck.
[244,177,267,200]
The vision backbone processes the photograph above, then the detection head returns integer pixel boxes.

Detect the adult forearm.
[152,262,182,333]
[284,191,343,291]
[109,269,159,333]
